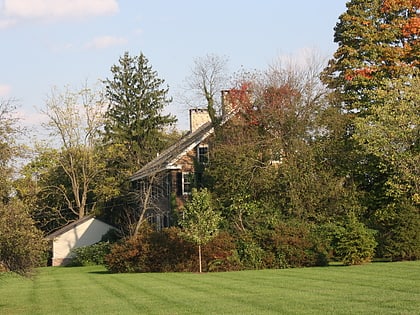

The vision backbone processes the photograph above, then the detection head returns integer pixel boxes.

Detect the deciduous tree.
[322,0,419,113]
[179,188,221,273]
[0,200,48,275]
[185,53,229,124]
[40,84,106,220]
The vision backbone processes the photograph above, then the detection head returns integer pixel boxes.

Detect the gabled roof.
[130,121,214,181]
[45,215,114,239]
[46,215,94,239]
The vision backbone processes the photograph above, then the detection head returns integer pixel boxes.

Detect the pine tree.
[103,52,177,171]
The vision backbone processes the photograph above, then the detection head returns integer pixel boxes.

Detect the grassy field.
[0,261,419,315]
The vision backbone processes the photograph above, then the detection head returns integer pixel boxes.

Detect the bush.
[236,233,267,269]
[202,231,242,272]
[105,226,242,273]
[70,242,112,266]
[104,227,152,273]
[333,213,377,265]
[0,201,48,276]
[374,201,420,261]
[267,220,329,268]
[147,227,196,272]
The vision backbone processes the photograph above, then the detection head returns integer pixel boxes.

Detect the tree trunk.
[198,244,202,273]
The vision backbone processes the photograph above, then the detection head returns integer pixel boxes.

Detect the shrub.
[267,220,329,268]
[236,235,266,269]
[105,226,242,273]
[105,230,152,273]
[147,227,196,272]
[374,201,420,261]
[0,201,48,276]
[333,213,377,265]
[70,242,112,266]
[202,231,242,272]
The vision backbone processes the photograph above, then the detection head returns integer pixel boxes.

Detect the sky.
[1,0,348,132]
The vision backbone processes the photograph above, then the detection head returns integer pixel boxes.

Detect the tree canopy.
[103,52,177,171]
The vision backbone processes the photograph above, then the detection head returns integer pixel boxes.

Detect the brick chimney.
[189,108,210,132]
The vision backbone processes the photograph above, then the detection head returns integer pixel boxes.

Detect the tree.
[322,0,420,260]
[0,200,48,275]
[179,188,221,273]
[333,212,377,265]
[353,73,420,260]
[102,52,177,234]
[185,53,229,124]
[0,100,47,275]
[40,84,106,219]
[0,99,23,202]
[322,0,419,113]
[354,73,420,204]
[103,51,177,173]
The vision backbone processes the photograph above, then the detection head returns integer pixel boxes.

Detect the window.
[183,172,193,195]
[176,172,193,195]
[197,144,209,164]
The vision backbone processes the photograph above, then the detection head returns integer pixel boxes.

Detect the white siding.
[51,218,112,266]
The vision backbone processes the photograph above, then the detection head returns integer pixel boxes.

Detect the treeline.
[1,0,419,275]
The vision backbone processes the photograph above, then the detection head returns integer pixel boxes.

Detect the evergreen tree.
[101,52,177,233]
[103,52,177,172]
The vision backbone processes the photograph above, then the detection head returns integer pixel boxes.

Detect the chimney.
[221,90,233,118]
[189,108,210,132]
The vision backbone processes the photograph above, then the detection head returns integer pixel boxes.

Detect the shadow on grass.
[88,270,112,275]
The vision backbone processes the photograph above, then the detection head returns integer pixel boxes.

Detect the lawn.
[0,261,419,315]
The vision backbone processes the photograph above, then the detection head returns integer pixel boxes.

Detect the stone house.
[130,108,214,229]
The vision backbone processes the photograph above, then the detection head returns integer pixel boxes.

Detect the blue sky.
[1,0,348,131]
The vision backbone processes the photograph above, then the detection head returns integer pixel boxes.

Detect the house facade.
[130,88,256,229]
[130,108,213,229]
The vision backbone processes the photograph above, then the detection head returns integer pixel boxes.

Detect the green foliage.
[70,242,112,266]
[103,51,177,172]
[322,0,419,113]
[0,200,48,275]
[373,201,420,261]
[0,99,23,202]
[236,236,266,269]
[332,213,377,265]
[178,188,221,246]
[354,73,420,204]
[101,52,178,233]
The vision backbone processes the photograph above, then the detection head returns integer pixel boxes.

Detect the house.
[46,215,116,266]
[130,88,256,229]
[130,108,214,229]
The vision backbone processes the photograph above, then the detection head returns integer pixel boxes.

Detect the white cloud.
[85,35,127,50]
[2,0,119,19]
[0,17,17,29]
[0,84,12,97]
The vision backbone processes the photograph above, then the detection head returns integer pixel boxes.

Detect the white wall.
[51,218,112,266]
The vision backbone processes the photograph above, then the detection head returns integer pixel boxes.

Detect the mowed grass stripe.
[146,272,280,314]
[1,262,419,314]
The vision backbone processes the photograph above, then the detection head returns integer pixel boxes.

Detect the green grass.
[1,261,419,315]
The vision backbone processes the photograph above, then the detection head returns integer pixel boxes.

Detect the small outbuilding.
[46,215,115,266]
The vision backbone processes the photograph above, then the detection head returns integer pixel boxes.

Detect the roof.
[130,121,214,181]
[45,215,113,239]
